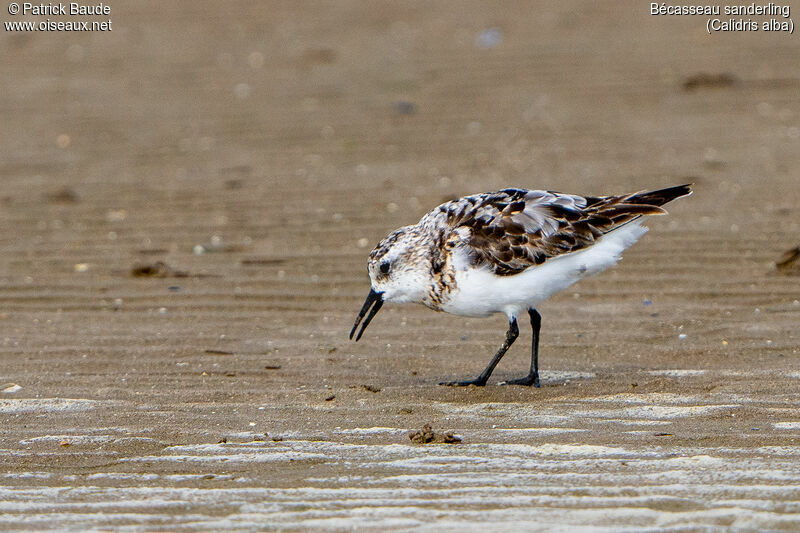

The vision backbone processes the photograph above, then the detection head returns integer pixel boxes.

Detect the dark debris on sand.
[776,245,800,274]
[682,72,737,91]
[131,261,188,278]
[409,424,462,444]
[45,187,80,204]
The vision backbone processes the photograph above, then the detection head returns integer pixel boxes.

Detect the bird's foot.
[439,378,487,387]
[499,374,540,387]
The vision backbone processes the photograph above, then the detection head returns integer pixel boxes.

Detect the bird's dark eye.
[379,261,390,274]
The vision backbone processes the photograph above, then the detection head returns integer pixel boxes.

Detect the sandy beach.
[1,1,800,530]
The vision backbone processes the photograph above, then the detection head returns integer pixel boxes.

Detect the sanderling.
[350,184,692,387]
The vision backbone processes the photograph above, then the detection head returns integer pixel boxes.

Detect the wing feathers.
[436,185,691,276]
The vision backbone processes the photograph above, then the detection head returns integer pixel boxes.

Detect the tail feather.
[596,184,692,236]
[630,184,693,206]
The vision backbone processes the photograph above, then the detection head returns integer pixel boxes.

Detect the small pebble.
[678,333,687,340]
[234,83,251,99]
[248,51,264,69]
[476,27,503,48]
[105,209,127,222]
[2,383,21,394]
[393,101,415,115]
[56,133,71,148]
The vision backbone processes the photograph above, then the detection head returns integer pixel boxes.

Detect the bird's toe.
[439,379,487,387]
[499,375,540,387]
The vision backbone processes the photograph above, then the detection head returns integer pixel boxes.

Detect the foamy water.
[2,438,800,530]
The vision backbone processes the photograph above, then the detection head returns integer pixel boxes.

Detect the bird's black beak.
[349,288,384,342]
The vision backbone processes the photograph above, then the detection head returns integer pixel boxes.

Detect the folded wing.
[437,185,690,276]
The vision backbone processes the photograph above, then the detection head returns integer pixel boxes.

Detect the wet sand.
[1,1,800,530]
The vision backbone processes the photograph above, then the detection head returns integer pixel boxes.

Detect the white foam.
[122,451,332,464]
[603,419,672,426]
[18,435,161,446]
[0,398,99,413]
[433,402,572,424]
[491,428,586,435]
[3,438,799,531]
[85,473,161,481]
[220,432,266,440]
[542,370,597,381]
[20,435,114,445]
[648,369,707,377]
[773,422,800,430]
[579,393,713,405]
[333,427,407,436]
[0,472,51,480]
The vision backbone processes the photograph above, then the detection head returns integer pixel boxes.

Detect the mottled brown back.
[435,185,691,276]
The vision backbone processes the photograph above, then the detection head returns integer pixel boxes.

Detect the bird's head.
[349,226,432,341]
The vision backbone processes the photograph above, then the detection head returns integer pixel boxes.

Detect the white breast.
[441,221,648,319]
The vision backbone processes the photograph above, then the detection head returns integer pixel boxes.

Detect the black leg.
[440,318,519,387]
[501,309,541,387]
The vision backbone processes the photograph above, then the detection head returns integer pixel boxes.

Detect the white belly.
[440,221,648,319]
